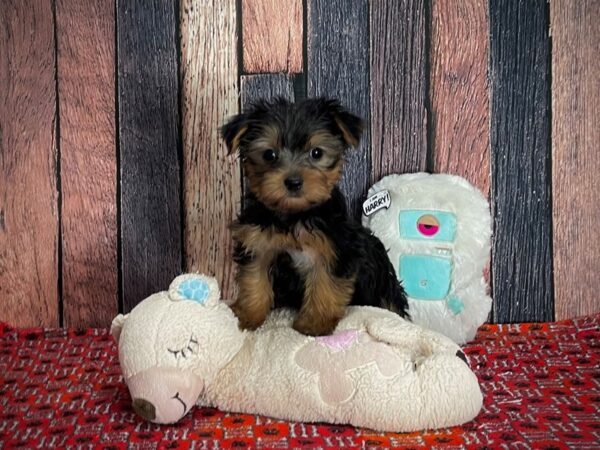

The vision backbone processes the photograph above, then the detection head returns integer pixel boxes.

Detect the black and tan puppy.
[221,97,408,336]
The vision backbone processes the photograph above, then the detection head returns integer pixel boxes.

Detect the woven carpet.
[1,314,599,449]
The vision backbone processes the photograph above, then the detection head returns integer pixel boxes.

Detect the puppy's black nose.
[284,176,303,192]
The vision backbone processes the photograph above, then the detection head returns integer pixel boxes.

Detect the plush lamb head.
[112,273,483,431]
[111,275,244,424]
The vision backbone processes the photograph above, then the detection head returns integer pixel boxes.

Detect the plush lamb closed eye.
[112,273,483,431]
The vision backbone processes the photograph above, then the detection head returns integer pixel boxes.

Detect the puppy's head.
[221,97,363,213]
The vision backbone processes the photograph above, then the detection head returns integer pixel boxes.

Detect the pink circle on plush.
[316,329,359,352]
[418,223,439,236]
[417,214,440,237]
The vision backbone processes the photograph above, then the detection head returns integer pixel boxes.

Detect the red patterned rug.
[1,315,599,449]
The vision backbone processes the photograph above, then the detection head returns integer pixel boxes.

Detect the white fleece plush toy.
[111,273,483,431]
[362,173,492,344]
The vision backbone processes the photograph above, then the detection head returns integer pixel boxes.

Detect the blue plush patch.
[178,279,210,304]
[399,254,452,300]
[399,210,457,242]
[447,296,465,315]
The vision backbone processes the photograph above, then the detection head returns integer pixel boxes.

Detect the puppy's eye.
[310,147,323,160]
[262,149,278,162]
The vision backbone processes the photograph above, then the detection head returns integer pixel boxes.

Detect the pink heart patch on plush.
[316,329,359,352]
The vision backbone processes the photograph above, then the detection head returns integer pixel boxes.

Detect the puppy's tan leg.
[233,256,274,330]
[293,266,355,336]
[231,223,288,330]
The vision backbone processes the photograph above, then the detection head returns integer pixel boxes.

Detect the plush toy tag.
[362,190,391,216]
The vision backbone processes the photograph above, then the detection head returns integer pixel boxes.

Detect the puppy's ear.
[326,101,364,148]
[220,114,249,155]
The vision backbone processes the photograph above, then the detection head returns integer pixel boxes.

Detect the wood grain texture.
[240,74,295,112]
[0,0,59,327]
[489,0,553,323]
[56,0,117,328]
[307,0,370,220]
[430,0,490,196]
[370,0,427,179]
[242,0,302,74]
[181,0,240,301]
[117,0,182,312]
[551,0,600,320]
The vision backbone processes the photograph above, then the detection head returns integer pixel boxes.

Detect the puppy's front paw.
[231,304,267,331]
[293,315,339,336]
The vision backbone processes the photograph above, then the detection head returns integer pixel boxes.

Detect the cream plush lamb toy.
[111,273,483,432]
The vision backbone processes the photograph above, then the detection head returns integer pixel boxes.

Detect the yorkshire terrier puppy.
[221,97,408,336]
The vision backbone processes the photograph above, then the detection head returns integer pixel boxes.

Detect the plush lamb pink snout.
[127,367,204,424]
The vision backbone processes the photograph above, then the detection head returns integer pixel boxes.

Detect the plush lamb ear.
[111,314,129,343]
[220,114,249,155]
[324,100,364,148]
[168,273,221,307]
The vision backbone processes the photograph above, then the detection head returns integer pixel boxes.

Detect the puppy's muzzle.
[284,176,303,192]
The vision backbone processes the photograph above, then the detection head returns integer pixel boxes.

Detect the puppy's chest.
[234,221,336,267]
[284,224,334,271]
[288,247,318,272]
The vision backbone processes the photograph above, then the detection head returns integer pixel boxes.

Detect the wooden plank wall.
[117,0,182,312]
[370,0,427,179]
[1,0,60,328]
[180,0,240,301]
[430,0,490,196]
[242,0,302,74]
[550,0,600,321]
[489,0,553,323]
[0,0,598,328]
[56,0,118,327]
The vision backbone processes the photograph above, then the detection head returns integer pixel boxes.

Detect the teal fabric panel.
[399,254,452,300]
[447,296,465,315]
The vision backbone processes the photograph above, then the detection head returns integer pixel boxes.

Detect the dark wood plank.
[180,0,240,301]
[489,0,552,323]
[430,0,490,196]
[242,0,302,74]
[307,0,370,220]
[56,0,118,328]
[240,74,295,112]
[551,0,600,320]
[370,0,427,179]
[0,0,59,327]
[117,0,182,312]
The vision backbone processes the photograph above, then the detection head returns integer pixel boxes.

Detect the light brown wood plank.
[430,0,490,196]
[181,0,241,301]
[0,0,59,327]
[56,0,117,328]
[242,0,302,74]
[551,0,600,320]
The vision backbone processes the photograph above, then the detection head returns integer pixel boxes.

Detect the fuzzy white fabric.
[362,173,492,344]
[112,274,483,431]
